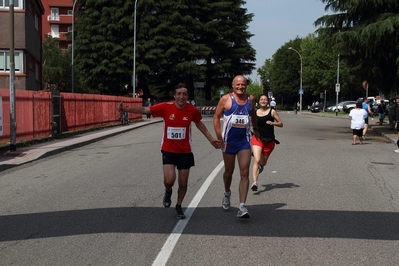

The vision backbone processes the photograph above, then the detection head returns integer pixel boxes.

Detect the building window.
[1,0,23,9]
[0,50,24,73]
[50,8,59,21]
[51,25,59,38]
[68,10,73,15]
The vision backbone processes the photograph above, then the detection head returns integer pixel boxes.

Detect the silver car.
[327,101,356,112]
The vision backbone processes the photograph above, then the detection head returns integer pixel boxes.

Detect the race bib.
[167,127,186,140]
[231,115,248,128]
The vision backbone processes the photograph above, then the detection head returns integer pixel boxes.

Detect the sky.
[244,0,328,83]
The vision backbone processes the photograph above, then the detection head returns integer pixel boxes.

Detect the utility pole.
[9,4,16,151]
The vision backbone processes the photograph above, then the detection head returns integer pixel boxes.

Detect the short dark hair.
[356,102,362,108]
[173,83,189,94]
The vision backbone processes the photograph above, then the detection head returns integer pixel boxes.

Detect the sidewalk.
[0,117,162,171]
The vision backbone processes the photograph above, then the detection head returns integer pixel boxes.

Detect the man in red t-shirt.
[119,83,220,219]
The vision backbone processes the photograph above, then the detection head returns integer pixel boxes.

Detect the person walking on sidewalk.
[362,97,373,140]
[388,99,396,130]
[119,83,220,219]
[250,94,283,192]
[377,100,386,125]
[213,75,258,219]
[144,98,152,119]
[394,96,399,153]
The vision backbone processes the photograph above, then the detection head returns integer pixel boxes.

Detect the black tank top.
[257,109,275,142]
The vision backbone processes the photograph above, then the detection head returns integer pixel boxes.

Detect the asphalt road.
[0,112,398,266]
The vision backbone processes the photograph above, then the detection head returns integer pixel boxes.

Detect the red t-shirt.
[150,101,202,153]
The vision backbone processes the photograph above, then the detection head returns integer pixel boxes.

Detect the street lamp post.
[71,0,78,93]
[132,0,138,97]
[288,47,302,112]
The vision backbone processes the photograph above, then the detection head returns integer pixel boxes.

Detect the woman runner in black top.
[250,94,283,191]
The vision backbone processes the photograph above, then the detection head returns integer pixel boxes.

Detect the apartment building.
[0,0,44,90]
[41,0,75,50]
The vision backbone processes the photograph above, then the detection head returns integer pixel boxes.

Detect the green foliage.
[245,83,263,101]
[315,0,399,96]
[73,0,256,98]
[42,36,71,91]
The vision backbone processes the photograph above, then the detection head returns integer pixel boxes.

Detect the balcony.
[47,15,72,24]
[47,32,71,41]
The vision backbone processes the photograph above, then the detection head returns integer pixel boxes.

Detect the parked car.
[310,103,324,113]
[327,101,356,112]
[343,99,363,113]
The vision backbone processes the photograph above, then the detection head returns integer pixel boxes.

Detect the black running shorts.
[161,150,195,169]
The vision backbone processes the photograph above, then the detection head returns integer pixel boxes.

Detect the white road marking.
[152,161,224,266]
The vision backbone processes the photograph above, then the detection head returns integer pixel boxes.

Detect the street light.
[288,47,303,112]
[132,0,138,97]
[71,0,78,93]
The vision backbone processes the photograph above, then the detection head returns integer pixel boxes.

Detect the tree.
[42,36,71,91]
[74,0,135,95]
[315,0,399,97]
[300,33,355,101]
[138,0,256,100]
[73,0,256,99]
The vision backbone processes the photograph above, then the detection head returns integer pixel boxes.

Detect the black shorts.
[364,117,369,124]
[352,129,363,137]
[161,150,195,170]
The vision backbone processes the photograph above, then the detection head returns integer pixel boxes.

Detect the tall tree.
[74,0,134,95]
[315,0,399,97]
[138,0,256,100]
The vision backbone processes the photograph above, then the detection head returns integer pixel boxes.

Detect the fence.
[0,89,141,145]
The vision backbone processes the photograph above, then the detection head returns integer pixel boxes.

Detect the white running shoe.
[222,193,231,210]
[394,149,399,153]
[237,205,250,218]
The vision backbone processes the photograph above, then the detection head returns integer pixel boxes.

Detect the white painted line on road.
[152,160,224,266]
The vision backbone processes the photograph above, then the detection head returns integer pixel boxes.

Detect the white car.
[327,101,356,112]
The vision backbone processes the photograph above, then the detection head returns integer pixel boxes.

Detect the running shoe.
[259,165,264,174]
[222,193,231,210]
[163,189,172,208]
[251,182,258,191]
[175,204,186,220]
[362,135,366,141]
[237,205,250,218]
[394,149,399,153]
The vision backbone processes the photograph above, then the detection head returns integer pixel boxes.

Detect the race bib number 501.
[167,127,186,140]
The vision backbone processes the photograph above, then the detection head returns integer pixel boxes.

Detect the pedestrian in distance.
[270,97,276,110]
[349,102,367,145]
[394,96,399,153]
[213,75,258,219]
[377,100,386,125]
[118,83,221,220]
[250,94,283,192]
[144,98,152,119]
[388,99,396,130]
[361,97,373,140]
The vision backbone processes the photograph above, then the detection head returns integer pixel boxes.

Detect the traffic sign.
[335,83,340,92]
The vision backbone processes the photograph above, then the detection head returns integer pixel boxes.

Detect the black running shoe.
[175,204,186,220]
[163,189,172,208]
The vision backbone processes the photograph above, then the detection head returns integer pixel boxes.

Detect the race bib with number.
[167,127,186,140]
[231,115,249,128]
